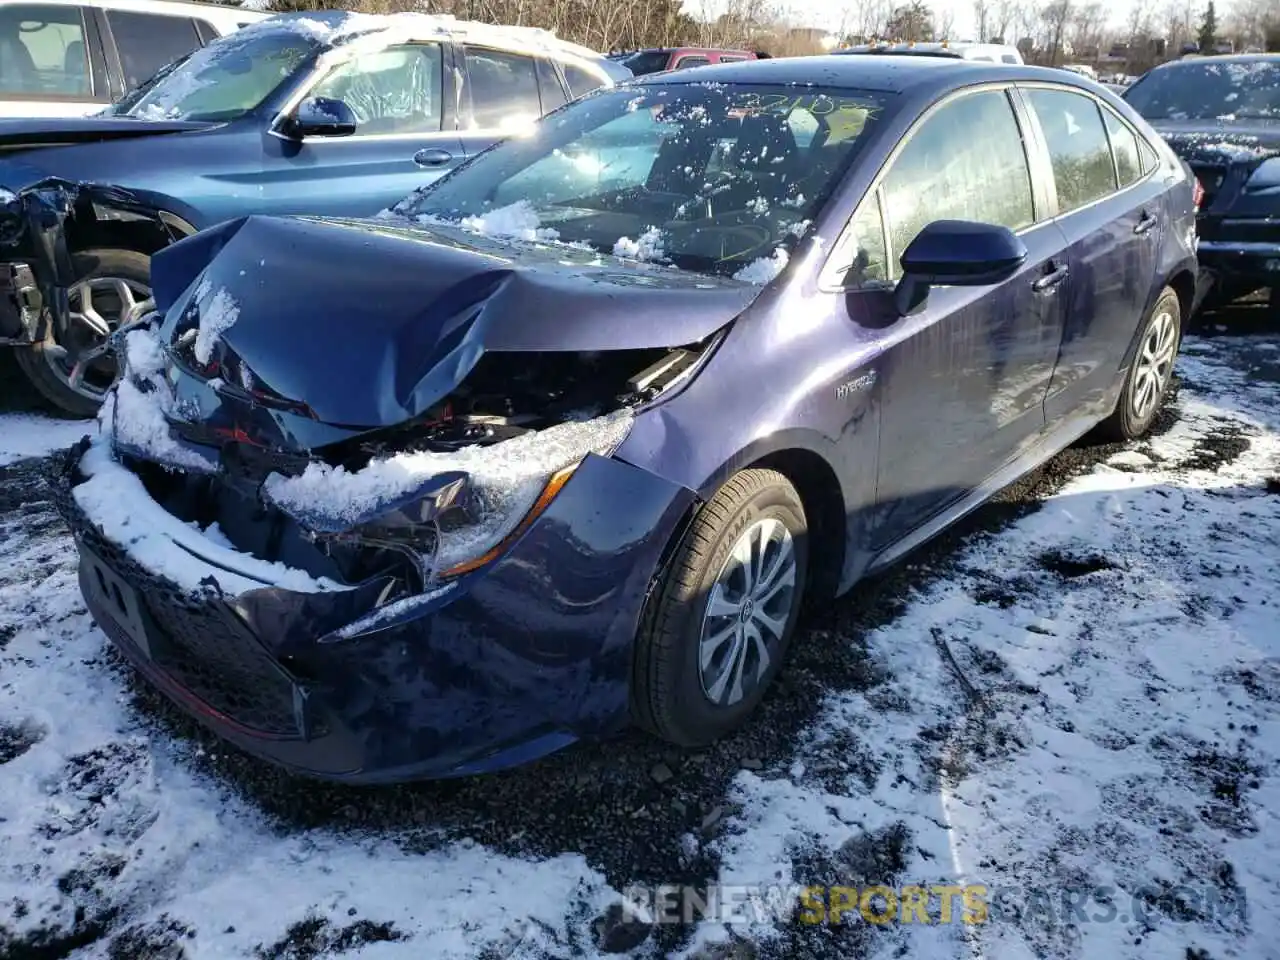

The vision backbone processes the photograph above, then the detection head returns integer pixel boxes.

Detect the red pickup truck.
[611,47,761,75]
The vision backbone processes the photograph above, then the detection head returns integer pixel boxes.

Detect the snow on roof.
[270,10,612,65]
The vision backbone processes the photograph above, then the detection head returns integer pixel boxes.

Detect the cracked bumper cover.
[51,439,695,782]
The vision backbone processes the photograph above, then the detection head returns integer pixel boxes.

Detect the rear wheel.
[1096,286,1181,442]
[14,248,151,418]
[632,468,809,747]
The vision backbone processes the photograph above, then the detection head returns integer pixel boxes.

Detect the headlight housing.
[261,409,635,582]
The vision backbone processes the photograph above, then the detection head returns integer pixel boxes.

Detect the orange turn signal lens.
[439,462,580,578]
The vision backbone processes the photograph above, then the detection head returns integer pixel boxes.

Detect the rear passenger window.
[879,89,1035,279]
[1138,138,1158,176]
[561,61,606,98]
[107,11,202,90]
[1101,107,1143,187]
[0,3,92,98]
[465,47,541,129]
[1024,88,1118,212]
[675,56,710,69]
[1001,54,1019,63]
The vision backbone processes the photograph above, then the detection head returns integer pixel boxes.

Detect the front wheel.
[632,468,809,747]
[13,248,152,418]
[1095,286,1181,442]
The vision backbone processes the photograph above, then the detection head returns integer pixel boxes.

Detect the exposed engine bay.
[112,332,717,609]
[322,345,704,472]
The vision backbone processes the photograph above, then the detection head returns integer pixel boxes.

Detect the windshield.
[396,83,888,280]
[114,26,322,122]
[621,51,673,75]
[1125,59,1280,121]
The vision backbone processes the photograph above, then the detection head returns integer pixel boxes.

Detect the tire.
[632,468,809,747]
[14,248,152,418]
[1095,286,1182,443]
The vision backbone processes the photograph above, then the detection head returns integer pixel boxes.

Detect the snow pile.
[71,441,339,595]
[122,328,166,379]
[331,582,459,640]
[191,278,240,365]
[612,227,666,262]
[263,410,633,567]
[103,381,209,473]
[0,504,617,957]
[455,200,560,243]
[101,327,212,473]
[0,414,94,467]
[733,247,790,285]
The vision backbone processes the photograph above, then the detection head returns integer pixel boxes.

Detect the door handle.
[1133,210,1157,235]
[414,148,453,167]
[1032,262,1069,293]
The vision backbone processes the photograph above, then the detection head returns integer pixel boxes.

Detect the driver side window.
[880,89,1034,280]
[309,43,442,136]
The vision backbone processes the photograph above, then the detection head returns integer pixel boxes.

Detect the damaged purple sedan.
[52,55,1198,781]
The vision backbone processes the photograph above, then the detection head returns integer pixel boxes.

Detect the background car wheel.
[1096,286,1182,442]
[632,468,809,747]
[13,248,151,418]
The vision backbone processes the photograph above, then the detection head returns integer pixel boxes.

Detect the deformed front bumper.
[51,439,695,783]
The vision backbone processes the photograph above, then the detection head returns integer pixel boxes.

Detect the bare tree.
[973,0,990,40]
[1041,0,1071,63]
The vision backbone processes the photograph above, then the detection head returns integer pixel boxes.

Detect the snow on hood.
[189,276,240,365]
[262,410,634,568]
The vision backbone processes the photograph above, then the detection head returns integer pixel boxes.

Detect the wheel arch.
[684,429,849,605]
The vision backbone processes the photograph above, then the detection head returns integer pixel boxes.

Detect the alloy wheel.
[1131,307,1178,422]
[698,516,799,708]
[43,275,153,403]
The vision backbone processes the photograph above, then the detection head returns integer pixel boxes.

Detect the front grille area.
[48,448,304,739]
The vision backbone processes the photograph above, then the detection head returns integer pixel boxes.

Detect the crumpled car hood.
[1150,118,1280,164]
[154,214,758,428]
[0,116,210,152]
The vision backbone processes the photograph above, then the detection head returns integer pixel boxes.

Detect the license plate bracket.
[81,545,152,659]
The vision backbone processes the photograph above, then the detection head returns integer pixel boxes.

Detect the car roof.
[0,0,265,15]
[630,53,1091,95]
[1157,52,1280,65]
[258,10,614,68]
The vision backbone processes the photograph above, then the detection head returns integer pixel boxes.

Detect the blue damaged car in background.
[0,10,628,415]
[53,56,1199,783]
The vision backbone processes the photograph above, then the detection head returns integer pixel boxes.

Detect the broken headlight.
[261,410,635,583]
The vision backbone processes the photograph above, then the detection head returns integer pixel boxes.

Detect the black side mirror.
[285,97,358,139]
[893,219,1028,315]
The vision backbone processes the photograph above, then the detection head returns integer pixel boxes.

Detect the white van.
[836,41,1025,64]
[0,0,267,117]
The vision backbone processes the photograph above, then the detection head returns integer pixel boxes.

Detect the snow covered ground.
[0,413,95,467]
[1,331,1278,959]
